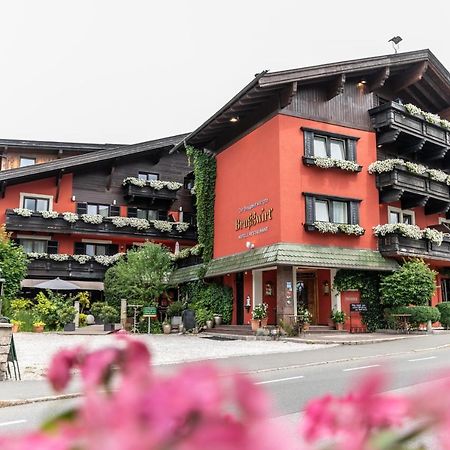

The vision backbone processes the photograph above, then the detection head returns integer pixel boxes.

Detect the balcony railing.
[123,184,179,203]
[5,210,197,241]
[27,258,107,281]
[376,166,450,213]
[378,232,450,260]
[369,102,450,161]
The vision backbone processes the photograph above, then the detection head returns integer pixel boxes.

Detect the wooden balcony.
[378,232,450,261]
[5,210,197,242]
[369,102,450,164]
[27,258,107,281]
[174,255,203,269]
[376,166,450,214]
[123,184,179,204]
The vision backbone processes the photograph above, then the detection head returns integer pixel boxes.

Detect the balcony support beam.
[425,200,450,215]
[401,194,429,210]
[401,138,426,154]
[380,188,403,203]
[367,67,390,93]
[326,74,346,101]
[377,129,401,146]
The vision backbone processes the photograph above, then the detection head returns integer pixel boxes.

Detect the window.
[303,128,358,162]
[85,244,108,256]
[87,203,110,217]
[19,157,36,167]
[22,196,50,212]
[388,207,415,225]
[74,242,118,256]
[20,239,47,253]
[305,193,360,225]
[128,207,166,221]
[138,172,159,182]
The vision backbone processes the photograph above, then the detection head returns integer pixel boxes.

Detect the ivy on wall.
[333,270,384,332]
[186,145,216,263]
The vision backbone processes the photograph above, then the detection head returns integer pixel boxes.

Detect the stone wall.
[0,323,12,381]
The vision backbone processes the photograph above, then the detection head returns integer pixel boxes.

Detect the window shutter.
[47,240,59,254]
[349,201,360,225]
[76,203,87,215]
[347,139,357,162]
[108,244,119,255]
[109,205,120,217]
[127,207,137,218]
[74,242,85,255]
[305,195,315,223]
[303,130,315,157]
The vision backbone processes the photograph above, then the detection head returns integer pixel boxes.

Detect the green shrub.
[380,260,436,307]
[409,306,441,326]
[79,313,87,327]
[11,310,34,332]
[90,302,106,319]
[137,317,162,334]
[384,306,414,329]
[57,305,77,326]
[436,302,450,327]
[10,298,33,312]
[167,301,184,318]
[195,308,209,328]
[180,281,233,324]
[99,305,119,324]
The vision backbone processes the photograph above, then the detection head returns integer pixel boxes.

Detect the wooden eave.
[0,138,124,152]
[174,50,450,155]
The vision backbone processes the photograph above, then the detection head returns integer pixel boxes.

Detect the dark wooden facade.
[27,258,107,281]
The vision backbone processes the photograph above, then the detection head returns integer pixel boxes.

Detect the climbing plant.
[333,270,384,332]
[186,145,216,263]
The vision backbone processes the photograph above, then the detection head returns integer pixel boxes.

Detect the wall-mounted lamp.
[323,281,330,295]
[71,195,76,202]
[112,199,117,206]
[245,241,254,249]
[229,116,239,123]
[245,295,251,312]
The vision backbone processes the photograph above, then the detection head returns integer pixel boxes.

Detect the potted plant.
[297,307,313,332]
[162,316,171,334]
[90,302,106,325]
[59,304,77,332]
[252,303,268,331]
[167,301,184,329]
[330,309,346,331]
[195,308,208,330]
[99,305,119,332]
[33,320,46,333]
[205,311,214,329]
[11,319,23,333]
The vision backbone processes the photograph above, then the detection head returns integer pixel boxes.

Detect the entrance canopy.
[204,243,399,278]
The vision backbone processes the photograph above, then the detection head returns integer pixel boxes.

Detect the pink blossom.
[47,347,81,392]
[80,348,120,390]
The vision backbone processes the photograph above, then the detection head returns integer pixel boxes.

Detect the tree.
[380,259,436,307]
[104,243,173,308]
[0,226,27,315]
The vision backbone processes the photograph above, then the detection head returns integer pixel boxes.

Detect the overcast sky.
[1,1,449,144]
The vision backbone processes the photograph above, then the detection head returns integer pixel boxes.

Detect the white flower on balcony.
[404,161,427,175]
[175,222,189,232]
[368,159,405,174]
[62,212,79,223]
[81,214,103,224]
[164,181,183,191]
[49,253,70,261]
[13,208,33,217]
[27,252,48,259]
[40,211,59,219]
[312,157,360,172]
[338,224,365,236]
[122,177,146,187]
[427,169,450,185]
[190,243,203,256]
[72,254,92,264]
[93,253,124,266]
[151,220,173,232]
[122,177,182,191]
[313,221,364,236]
[404,103,450,130]
[374,223,446,246]
[313,222,339,234]
[111,216,150,230]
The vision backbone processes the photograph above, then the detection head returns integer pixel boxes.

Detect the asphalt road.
[1,333,450,435]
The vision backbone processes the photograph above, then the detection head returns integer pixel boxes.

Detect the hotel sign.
[235,198,273,239]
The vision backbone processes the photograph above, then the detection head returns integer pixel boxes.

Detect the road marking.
[343,364,380,372]
[0,419,27,427]
[256,375,304,385]
[408,356,437,362]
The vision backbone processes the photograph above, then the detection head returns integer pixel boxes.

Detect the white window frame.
[387,206,415,225]
[20,192,54,211]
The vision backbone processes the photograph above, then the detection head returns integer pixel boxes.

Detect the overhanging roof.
[0,133,189,186]
[205,243,399,277]
[0,138,123,153]
[172,49,450,154]
[169,264,203,285]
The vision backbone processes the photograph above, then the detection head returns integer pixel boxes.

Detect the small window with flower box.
[304,193,364,236]
[302,128,361,172]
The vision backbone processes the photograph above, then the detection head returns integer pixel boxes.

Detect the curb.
[0,392,82,409]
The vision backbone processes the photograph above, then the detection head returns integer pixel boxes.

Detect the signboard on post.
[142,306,157,318]
[350,303,368,313]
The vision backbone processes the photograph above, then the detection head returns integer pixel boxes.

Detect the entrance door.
[236,272,244,325]
[296,272,318,324]
[263,270,277,325]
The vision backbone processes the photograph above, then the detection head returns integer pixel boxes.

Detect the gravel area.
[13,332,328,380]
